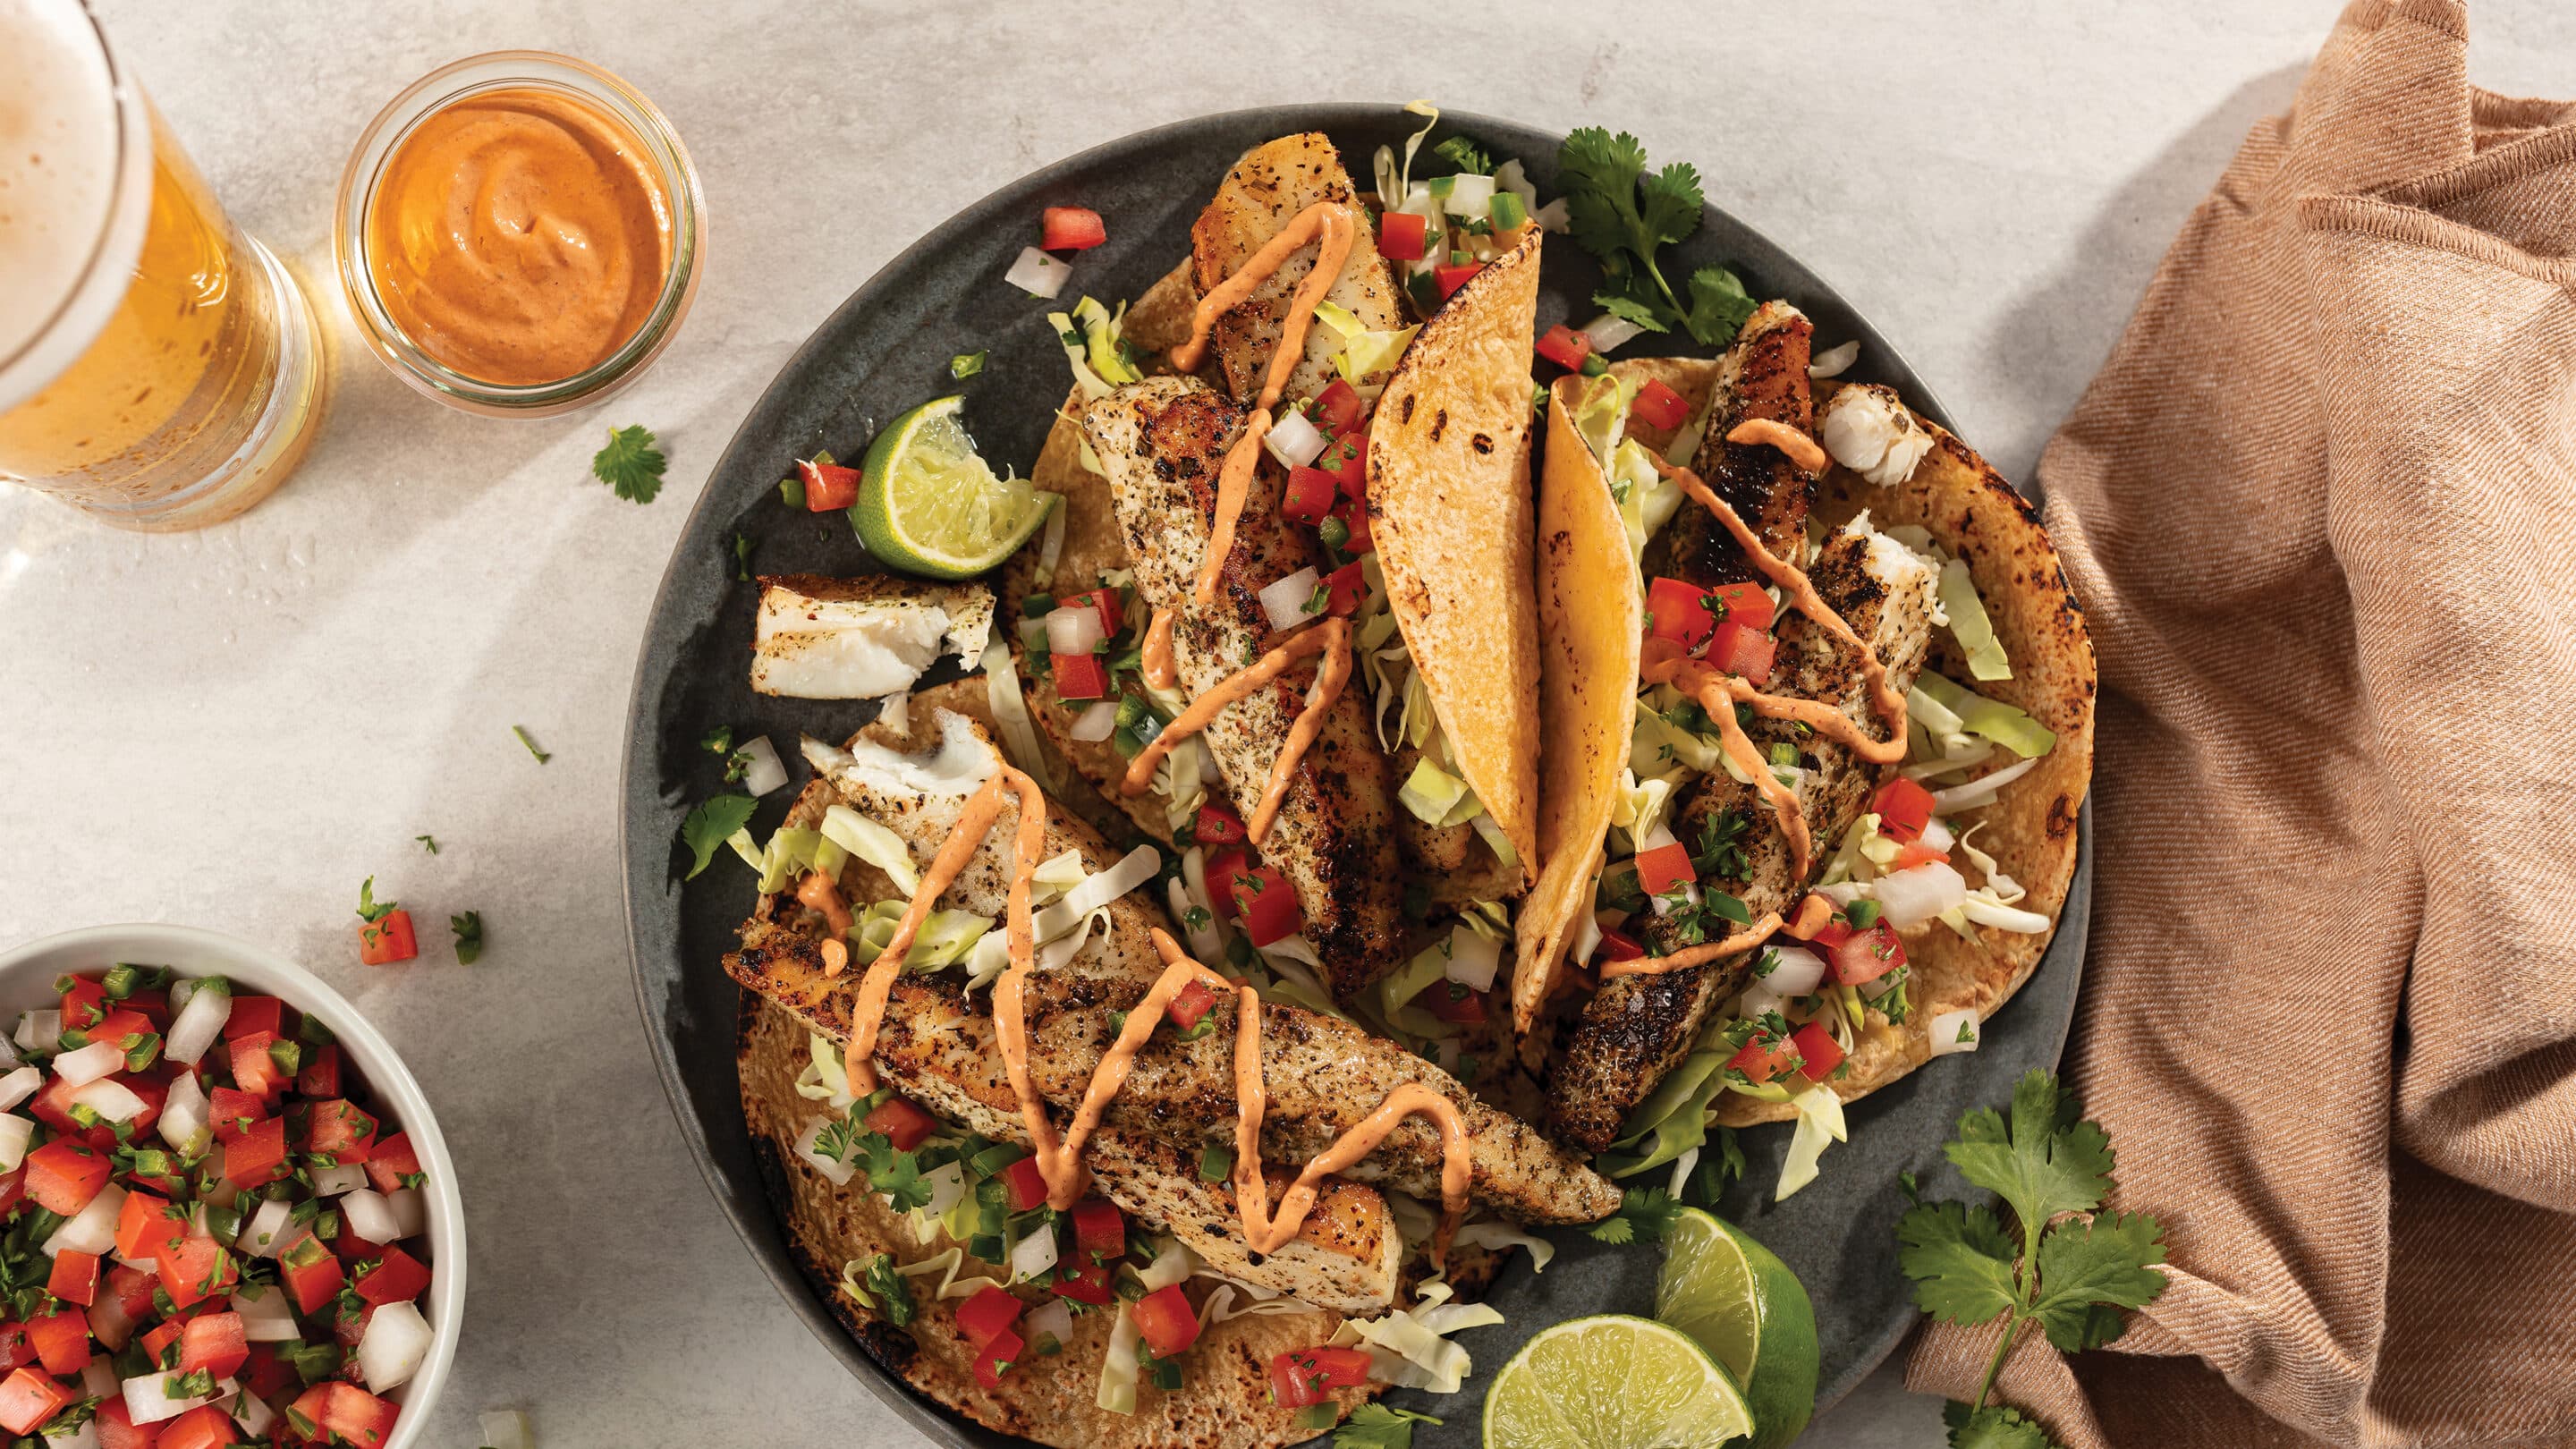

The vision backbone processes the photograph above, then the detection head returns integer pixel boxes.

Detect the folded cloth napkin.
[1906,2,2576,1444]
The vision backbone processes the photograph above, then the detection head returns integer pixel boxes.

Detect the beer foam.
[0,0,123,370]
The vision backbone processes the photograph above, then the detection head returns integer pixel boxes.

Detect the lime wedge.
[1482,1314,1753,1449]
[1657,1208,1818,1449]
[851,395,1050,579]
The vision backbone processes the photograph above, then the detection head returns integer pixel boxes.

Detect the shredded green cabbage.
[852,901,992,970]
[1936,558,2012,681]
[1775,1083,1850,1200]
[1097,1302,1142,1414]
[1397,758,1486,829]
[820,804,921,899]
[1571,372,1640,470]
[1598,1048,1728,1179]
[1914,673,2054,758]
[1045,297,1141,402]
[981,623,1055,792]
[1314,301,1419,393]
[1612,439,1682,570]
[1328,1277,1502,1394]
[1631,697,1724,776]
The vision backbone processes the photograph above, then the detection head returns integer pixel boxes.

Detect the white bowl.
[0,925,466,1447]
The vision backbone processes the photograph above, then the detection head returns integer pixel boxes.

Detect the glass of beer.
[0,0,328,531]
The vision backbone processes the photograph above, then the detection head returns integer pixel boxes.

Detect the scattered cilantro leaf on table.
[449,911,484,965]
[1335,1404,1442,1449]
[1556,127,1759,346]
[1898,1070,2167,1436]
[679,794,758,880]
[512,725,550,763]
[414,835,438,855]
[592,424,666,503]
[733,531,755,581]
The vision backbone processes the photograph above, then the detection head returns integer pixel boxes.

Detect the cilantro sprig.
[678,794,758,880]
[1556,128,1758,346]
[1584,1185,1684,1245]
[1335,1404,1442,1449]
[1898,1071,2167,1446]
[592,424,666,504]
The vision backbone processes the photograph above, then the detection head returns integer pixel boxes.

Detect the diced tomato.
[1316,429,1367,493]
[94,1399,157,1449]
[1631,377,1690,431]
[998,1155,1048,1214]
[1052,1258,1114,1304]
[1826,924,1908,987]
[173,1309,248,1382]
[298,1042,343,1098]
[241,1342,298,1400]
[1792,1022,1847,1081]
[1229,865,1301,947]
[24,1311,86,1377]
[1725,1032,1804,1086]
[1328,499,1373,554]
[1707,621,1776,684]
[1425,983,1489,1027]
[799,459,860,512]
[303,1383,398,1449]
[1312,380,1367,436]
[1318,561,1366,617]
[971,1325,1024,1389]
[47,1249,99,1308]
[224,1116,289,1190]
[1535,324,1594,373]
[155,1235,237,1310]
[353,1247,430,1308]
[1375,209,1428,261]
[1707,580,1775,632]
[1051,650,1109,701]
[1269,1344,1374,1409]
[140,1317,185,1368]
[157,1405,237,1449]
[363,1133,422,1194]
[1203,849,1250,922]
[1646,575,1721,651]
[1594,928,1647,962]
[1632,842,1697,899]
[1281,466,1340,525]
[1039,205,1106,251]
[0,1367,67,1436]
[334,1211,387,1264]
[208,1087,266,1143]
[280,1239,344,1317]
[59,977,106,1033]
[861,1097,937,1153]
[306,1098,379,1165]
[955,1285,1023,1349]
[118,1191,181,1262]
[24,1140,107,1215]
[1191,804,1248,848]
[1433,261,1483,299]
[1871,776,1937,843]
[1893,841,1952,870]
[1166,979,1220,1033]
[1804,917,1854,952]
[26,1080,80,1139]
[1070,1198,1124,1260]
[0,1326,24,1374]
[0,1167,24,1219]
[106,1265,158,1322]
[221,996,283,1042]
[229,1033,286,1099]
[1133,1284,1200,1358]
[357,910,416,966]
[1065,586,1123,639]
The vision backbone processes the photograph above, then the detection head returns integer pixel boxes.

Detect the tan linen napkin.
[1905,2,2576,1444]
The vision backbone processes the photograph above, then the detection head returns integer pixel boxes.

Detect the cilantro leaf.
[678,794,758,880]
[354,878,395,924]
[1943,1401,2060,1449]
[1559,129,1758,347]
[414,835,438,854]
[1591,290,1671,334]
[1432,134,1493,175]
[592,424,666,504]
[449,911,484,965]
[1585,1186,1684,1244]
[862,1251,916,1326]
[733,531,754,582]
[1945,1071,2116,1244]
[1335,1404,1442,1449]
[1894,1199,2021,1326]
[2029,1211,2167,1351]
[1684,266,1758,346]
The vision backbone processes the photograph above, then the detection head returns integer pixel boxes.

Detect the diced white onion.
[1873,862,1969,928]
[13,1011,59,1054]
[738,734,789,796]
[1262,408,1327,470]
[1004,245,1071,300]
[234,1199,295,1258]
[0,1068,38,1114]
[79,1356,116,1399]
[1919,816,1955,852]
[0,1116,29,1174]
[1044,605,1106,657]
[386,1187,428,1240]
[44,1182,123,1258]
[479,1411,531,1449]
[357,1299,433,1393]
[123,1369,212,1424]
[1445,926,1501,992]
[1010,1223,1060,1284]
[1580,312,1647,355]
[340,1187,403,1244]
[1168,872,1227,966]
[165,986,231,1067]
[51,1040,123,1089]
[1137,1236,1202,1291]
[1929,1008,1981,1056]
[1257,567,1323,633]
[310,1163,369,1197]
[1760,945,1828,997]
[1438,173,1496,219]
[1569,909,1604,967]
[1928,756,2042,813]
[232,1286,301,1343]
[917,1161,967,1218]
[67,1076,144,1123]
[85,1294,133,1351]
[792,1121,854,1186]
[1736,983,1792,1021]
[1069,700,1119,742]
[231,1389,277,1437]
[1022,1298,1073,1354]
[1809,339,1861,378]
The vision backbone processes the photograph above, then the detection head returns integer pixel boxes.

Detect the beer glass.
[0,0,327,531]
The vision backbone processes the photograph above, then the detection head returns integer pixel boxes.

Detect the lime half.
[852,395,1049,579]
[1656,1208,1818,1449]
[1483,1314,1753,1449]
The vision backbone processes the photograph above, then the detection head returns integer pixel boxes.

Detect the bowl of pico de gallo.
[0,925,465,1449]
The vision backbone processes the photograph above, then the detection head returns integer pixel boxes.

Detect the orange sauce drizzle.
[1140,609,1179,691]
[797,871,855,941]
[1726,417,1828,475]
[1593,894,1840,981]
[1117,619,1352,848]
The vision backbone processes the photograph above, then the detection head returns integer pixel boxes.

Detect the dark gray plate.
[622,103,2089,1447]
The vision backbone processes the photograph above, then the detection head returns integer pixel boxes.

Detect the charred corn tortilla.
[1528,365,2095,1125]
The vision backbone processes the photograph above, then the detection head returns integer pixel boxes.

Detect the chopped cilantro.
[450,911,485,965]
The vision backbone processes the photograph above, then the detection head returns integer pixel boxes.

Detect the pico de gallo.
[0,966,436,1448]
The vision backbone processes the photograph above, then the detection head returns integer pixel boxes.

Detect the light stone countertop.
[5,2,2564,1445]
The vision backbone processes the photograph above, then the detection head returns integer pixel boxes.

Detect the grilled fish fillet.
[1082,377,1404,1001]
[1546,306,1942,1151]
[1191,131,1408,405]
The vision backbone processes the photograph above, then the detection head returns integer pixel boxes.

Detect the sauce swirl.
[1118,618,1352,847]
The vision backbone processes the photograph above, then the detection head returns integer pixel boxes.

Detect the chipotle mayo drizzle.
[1140,610,1180,691]
[1595,894,1840,980]
[1726,417,1828,476]
[1117,619,1352,847]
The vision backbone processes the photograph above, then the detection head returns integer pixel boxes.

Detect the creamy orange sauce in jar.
[364,87,671,386]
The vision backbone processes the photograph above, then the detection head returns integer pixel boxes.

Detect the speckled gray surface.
[6,3,2569,1446]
